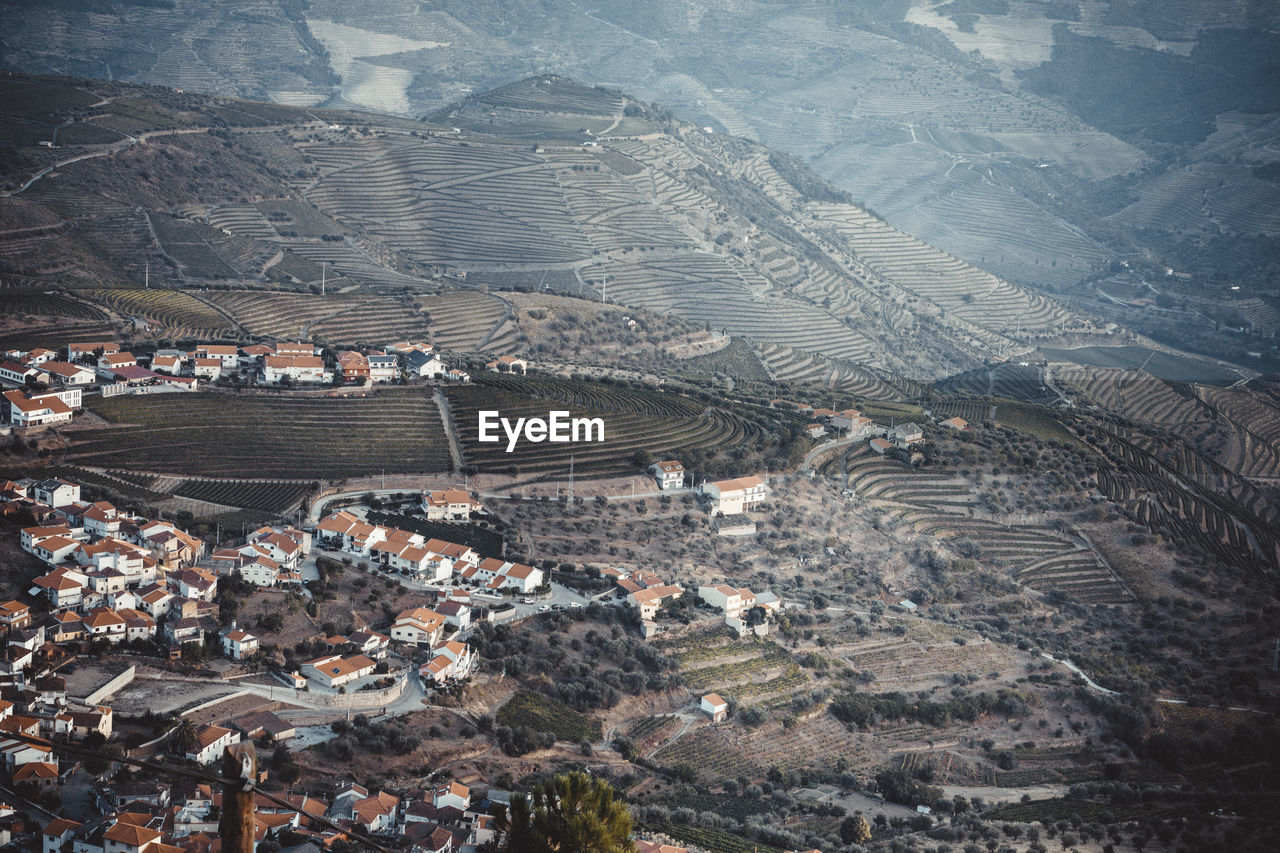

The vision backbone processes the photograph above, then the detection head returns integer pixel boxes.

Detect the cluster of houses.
[42,777,508,853]
[645,458,772,518]
[0,676,113,799]
[314,510,542,594]
[6,477,227,658]
[0,339,475,429]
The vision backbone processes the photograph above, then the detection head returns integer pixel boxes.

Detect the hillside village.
[0,458,838,853]
[1,338,470,429]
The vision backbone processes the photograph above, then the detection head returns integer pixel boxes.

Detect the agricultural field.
[169,479,318,514]
[0,291,108,323]
[417,292,510,352]
[85,289,236,339]
[495,690,603,744]
[204,290,431,345]
[70,389,450,479]
[445,374,765,479]
[660,635,810,708]
[652,727,763,782]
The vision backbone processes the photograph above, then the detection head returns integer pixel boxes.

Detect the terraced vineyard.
[417,292,510,351]
[580,255,877,363]
[665,637,810,707]
[305,138,593,267]
[71,389,450,478]
[86,289,237,339]
[205,290,430,345]
[829,621,1030,691]
[1089,424,1280,577]
[445,375,762,479]
[170,479,318,513]
[837,448,1132,604]
[752,342,916,401]
[653,728,763,782]
[808,202,1079,336]
[0,291,108,322]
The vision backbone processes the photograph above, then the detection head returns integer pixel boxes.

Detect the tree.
[497,771,634,853]
[172,718,198,756]
[841,814,872,844]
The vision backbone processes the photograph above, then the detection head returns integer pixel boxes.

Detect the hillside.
[0,73,1103,380]
[4,0,1278,370]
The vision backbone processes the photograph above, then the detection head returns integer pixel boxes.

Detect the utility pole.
[144,261,149,290]
[219,742,257,853]
[321,263,326,296]
[568,454,574,504]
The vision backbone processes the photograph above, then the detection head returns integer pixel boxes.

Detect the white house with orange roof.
[186,724,240,765]
[0,600,31,631]
[150,354,181,375]
[42,361,95,385]
[194,344,239,368]
[700,693,728,722]
[190,358,222,380]
[96,352,136,377]
[485,354,527,374]
[629,584,684,620]
[701,476,769,515]
[82,607,127,643]
[220,626,259,660]
[3,389,74,428]
[432,780,470,811]
[390,606,445,647]
[418,639,476,686]
[30,566,88,608]
[67,341,118,360]
[697,584,757,618]
[472,558,542,593]
[420,489,483,521]
[262,355,331,384]
[649,460,685,491]
[302,653,376,689]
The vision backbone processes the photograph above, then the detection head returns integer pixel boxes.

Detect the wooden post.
[219,741,257,853]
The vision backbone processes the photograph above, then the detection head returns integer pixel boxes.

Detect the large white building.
[701,476,769,515]
[262,355,332,384]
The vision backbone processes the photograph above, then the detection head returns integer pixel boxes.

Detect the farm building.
[701,476,769,515]
[0,360,48,385]
[893,423,924,446]
[485,355,527,374]
[804,423,826,439]
[940,416,969,430]
[700,693,728,722]
[869,437,893,454]
[698,584,756,617]
[232,710,295,742]
[649,459,685,490]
